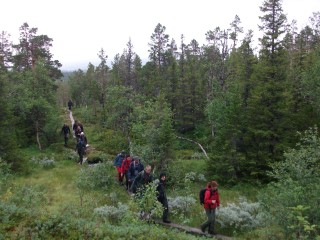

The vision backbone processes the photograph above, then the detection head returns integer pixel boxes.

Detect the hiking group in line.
[113,150,220,233]
[63,100,220,235]
[113,151,171,223]
[61,100,89,165]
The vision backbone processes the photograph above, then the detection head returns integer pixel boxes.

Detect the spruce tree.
[244,0,290,181]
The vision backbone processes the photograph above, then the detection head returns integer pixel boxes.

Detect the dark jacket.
[80,135,88,146]
[68,100,73,107]
[128,161,144,181]
[75,140,85,154]
[61,125,71,135]
[130,170,153,194]
[203,188,220,209]
[156,179,167,203]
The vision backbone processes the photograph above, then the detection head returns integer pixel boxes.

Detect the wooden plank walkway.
[155,221,233,240]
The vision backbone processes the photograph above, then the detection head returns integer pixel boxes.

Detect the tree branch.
[176,135,209,159]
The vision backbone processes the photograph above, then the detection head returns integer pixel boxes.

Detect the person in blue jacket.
[113,151,126,183]
[128,156,144,190]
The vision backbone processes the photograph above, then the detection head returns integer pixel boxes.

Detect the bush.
[30,155,55,169]
[0,185,48,231]
[94,203,129,224]
[169,196,197,212]
[90,128,127,155]
[168,195,197,224]
[0,158,11,193]
[216,197,265,231]
[258,127,320,237]
[131,182,163,221]
[76,162,113,191]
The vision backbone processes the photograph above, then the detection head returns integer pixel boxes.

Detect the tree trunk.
[35,121,42,150]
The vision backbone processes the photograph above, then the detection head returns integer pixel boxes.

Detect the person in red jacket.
[200,181,220,235]
[121,155,132,190]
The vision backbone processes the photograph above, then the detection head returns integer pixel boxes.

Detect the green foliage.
[0,185,48,232]
[76,162,113,191]
[104,85,134,133]
[0,70,24,171]
[0,158,12,194]
[30,155,56,169]
[90,128,128,155]
[301,48,320,113]
[258,127,320,237]
[131,95,176,171]
[94,203,129,224]
[132,181,163,221]
[288,205,319,240]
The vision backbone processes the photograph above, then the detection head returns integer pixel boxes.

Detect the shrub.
[216,197,265,231]
[94,203,129,224]
[30,155,56,169]
[168,196,197,224]
[258,127,320,237]
[0,158,11,193]
[63,148,79,162]
[131,182,163,221]
[0,185,48,231]
[169,196,197,212]
[76,162,113,191]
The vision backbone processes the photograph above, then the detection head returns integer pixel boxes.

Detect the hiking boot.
[200,225,206,233]
[208,230,217,235]
[163,220,171,224]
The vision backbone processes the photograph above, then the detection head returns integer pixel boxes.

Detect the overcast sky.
[1,0,319,70]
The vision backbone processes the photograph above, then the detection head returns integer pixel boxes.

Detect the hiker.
[75,138,86,165]
[68,99,73,111]
[121,155,132,190]
[156,172,171,223]
[130,165,153,194]
[72,120,79,137]
[61,123,71,147]
[200,181,220,235]
[73,121,84,141]
[113,151,126,183]
[128,157,144,190]
[80,132,88,154]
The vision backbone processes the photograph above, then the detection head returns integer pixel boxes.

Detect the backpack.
[199,188,211,205]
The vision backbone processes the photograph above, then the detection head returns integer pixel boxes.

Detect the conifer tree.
[244,0,290,181]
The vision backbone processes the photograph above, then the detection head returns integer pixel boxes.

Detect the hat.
[133,156,140,161]
[211,181,219,187]
[159,172,166,179]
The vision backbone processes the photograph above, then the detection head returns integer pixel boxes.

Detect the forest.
[0,0,320,239]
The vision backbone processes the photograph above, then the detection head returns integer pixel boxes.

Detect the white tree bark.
[176,136,209,159]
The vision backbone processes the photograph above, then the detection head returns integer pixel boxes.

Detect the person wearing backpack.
[75,138,86,165]
[113,151,126,183]
[121,155,132,190]
[128,157,144,190]
[200,181,220,235]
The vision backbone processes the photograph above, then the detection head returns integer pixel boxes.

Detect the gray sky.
[1,0,319,70]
